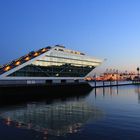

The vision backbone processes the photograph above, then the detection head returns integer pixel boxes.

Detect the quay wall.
[0,79,139,88]
[0,78,87,87]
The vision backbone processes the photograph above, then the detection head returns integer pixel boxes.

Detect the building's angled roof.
[0,46,52,77]
[0,45,103,78]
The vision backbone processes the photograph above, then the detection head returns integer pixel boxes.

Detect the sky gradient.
[0,0,140,73]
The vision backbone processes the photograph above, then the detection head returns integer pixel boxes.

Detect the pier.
[88,80,137,88]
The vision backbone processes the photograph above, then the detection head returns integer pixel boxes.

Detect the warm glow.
[34,52,39,56]
[15,61,21,66]
[5,117,11,126]
[86,72,137,81]
[4,66,10,71]
[41,48,46,52]
[25,56,30,61]
[85,77,92,81]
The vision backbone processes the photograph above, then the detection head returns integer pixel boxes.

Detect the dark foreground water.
[1,85,140,140]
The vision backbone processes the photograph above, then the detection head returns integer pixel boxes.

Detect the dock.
[88,80,140,88]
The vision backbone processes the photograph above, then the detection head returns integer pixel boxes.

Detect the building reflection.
[93,86,119,98]
[135,85,140,94]
[0,100,103,137]
[134,85,140,103]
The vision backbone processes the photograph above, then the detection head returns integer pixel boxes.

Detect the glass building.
[0,45,102,82]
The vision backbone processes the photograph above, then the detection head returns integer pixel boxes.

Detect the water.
[1,85,140,140]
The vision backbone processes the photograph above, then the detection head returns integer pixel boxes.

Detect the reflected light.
[0,101,103,137]
[5,117,11,126]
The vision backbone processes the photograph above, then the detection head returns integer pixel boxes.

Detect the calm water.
[1,85,140,140]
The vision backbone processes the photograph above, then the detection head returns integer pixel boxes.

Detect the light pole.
[116,70,118,85]
[137,67,140,80]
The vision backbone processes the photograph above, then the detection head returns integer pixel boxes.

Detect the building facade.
[0,45,102,85]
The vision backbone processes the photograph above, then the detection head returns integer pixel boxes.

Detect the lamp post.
[137,67,140,80]
[116,70,118,85]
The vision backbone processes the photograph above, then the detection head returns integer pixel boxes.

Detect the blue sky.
[0,0,140,73]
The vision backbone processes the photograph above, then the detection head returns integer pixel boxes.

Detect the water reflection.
[134,85,140,103]
[1,86,140,140]
[0,100,103,137]
[93,86,119,99]
[135,85,140,94]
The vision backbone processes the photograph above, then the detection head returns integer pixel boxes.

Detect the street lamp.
[137,67,140,79]
[116,70,118,85]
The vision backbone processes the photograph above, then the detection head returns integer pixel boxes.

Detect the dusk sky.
[0,0,140,73]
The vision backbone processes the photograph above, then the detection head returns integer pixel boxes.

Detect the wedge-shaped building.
[0,45,102,85]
